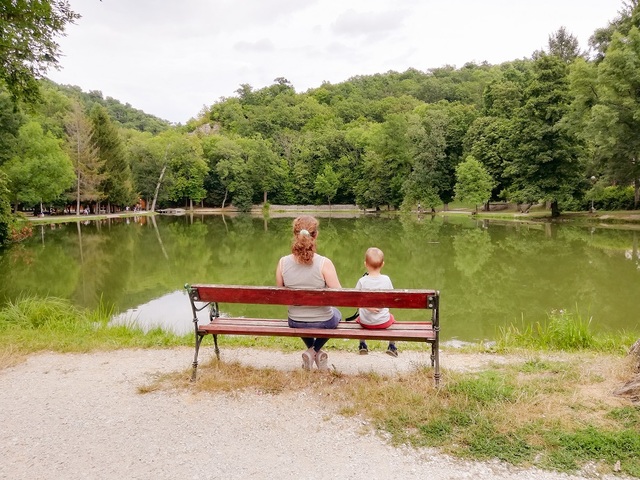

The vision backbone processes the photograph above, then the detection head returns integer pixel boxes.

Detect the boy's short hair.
[365,247,384,269]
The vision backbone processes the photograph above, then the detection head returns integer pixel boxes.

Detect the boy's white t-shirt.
[355,274,393,326]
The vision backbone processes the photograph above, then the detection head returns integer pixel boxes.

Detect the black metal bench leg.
[213,334,220,360]
[191,333,206,382]
[431,342,441,387]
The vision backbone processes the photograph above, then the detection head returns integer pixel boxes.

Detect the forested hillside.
[51,81,171,134]
[1,0,640,247]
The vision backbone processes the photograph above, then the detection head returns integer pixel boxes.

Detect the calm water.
[1,213,638,341]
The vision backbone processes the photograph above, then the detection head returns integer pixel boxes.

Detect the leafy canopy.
[0,1,80,103]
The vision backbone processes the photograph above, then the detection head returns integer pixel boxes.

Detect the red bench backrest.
[188,284,438,310]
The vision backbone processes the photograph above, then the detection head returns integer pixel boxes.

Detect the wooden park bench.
[185,284,441,385]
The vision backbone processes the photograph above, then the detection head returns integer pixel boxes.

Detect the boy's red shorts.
[356,313,395,329]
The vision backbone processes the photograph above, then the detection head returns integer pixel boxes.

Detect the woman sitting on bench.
[275,215,342,372]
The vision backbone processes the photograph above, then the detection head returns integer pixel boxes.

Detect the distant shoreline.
[22,204,640,226]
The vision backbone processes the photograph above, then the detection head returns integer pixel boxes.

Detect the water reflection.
[0,214,638,341]
[110,289,209,334]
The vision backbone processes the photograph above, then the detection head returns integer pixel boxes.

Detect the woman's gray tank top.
[280,253,333,322]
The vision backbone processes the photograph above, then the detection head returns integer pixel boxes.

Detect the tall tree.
[2,120,74,211]
[589,26,640,206]
[504,53,583,216]
[314,164,340,207]
[589,1,639,62]
[241,135,284,204]
[357,114,410,208]
[0,89,23,165]
[0,170,13,246]
[355,149,390,209]
[215,142,252,211]
[0,1,79,103]
[403,107,448,210]
[201,134,243,208]
[90,104,134,210]
[548,26,583,63]
[463,116,513,200]
[166,134,208,209]
[66,102,103,214]
[454,155,496,212]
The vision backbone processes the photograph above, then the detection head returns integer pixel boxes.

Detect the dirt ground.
[0,347,630,480]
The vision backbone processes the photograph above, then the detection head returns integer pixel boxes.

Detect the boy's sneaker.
[386,344,398,357]
[358,342,368,355]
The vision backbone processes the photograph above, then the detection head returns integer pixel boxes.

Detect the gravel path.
[0,348,623,480]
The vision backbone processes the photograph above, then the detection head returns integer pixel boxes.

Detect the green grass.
[0,296,189,355]
[496,307,634,353]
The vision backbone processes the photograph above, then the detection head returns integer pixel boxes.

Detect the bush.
[588,185,635,211]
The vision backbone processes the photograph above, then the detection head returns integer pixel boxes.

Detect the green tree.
[355,149,390,209]
[314,164,340,206]
[547,26,583,63]
[0,171,12,246]
[437,101,479,205]
[356,115,410,209]
[201,134,243,207]
[166,134,208,209]
[504,53,583,216]
[241,136,284,204]
[0,90,23,165]
[66,102,104,214]
[90,104,134,210]
[2,120,74,211]
[216,148,253,211]
[128,130,158,207]
[454,155,496,212]
[32,81,72,138]
[590,26,640,207]
[589,0,639,62]
[403,107,448,211]
[0,1,79,103]
[463,116,513,200]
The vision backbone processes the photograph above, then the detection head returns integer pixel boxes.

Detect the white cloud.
[332,9,408,38]
[47,0,623,124]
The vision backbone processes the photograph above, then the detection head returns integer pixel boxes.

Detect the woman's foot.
[301,348,316,371]
[315,349,329,372]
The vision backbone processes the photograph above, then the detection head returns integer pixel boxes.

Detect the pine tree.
[66,102,104,213]
[90,104,134,211]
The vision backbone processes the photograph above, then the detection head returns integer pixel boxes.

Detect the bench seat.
[198,318,436,342]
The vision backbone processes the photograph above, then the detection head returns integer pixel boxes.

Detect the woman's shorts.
[288,307,341,329]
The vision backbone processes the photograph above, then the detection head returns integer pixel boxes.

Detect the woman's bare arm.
[275,258,285,287]
[322,258,342,289]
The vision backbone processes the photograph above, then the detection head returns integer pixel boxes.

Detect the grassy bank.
[1,297,639,477]
[0,296,189,367]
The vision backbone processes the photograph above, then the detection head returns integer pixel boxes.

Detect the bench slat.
[191,284,438,309]
[198,317,436,342]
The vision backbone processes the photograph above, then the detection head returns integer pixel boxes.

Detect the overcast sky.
[47,0,623,124]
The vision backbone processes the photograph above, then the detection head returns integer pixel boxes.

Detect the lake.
[1,213,638,341]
